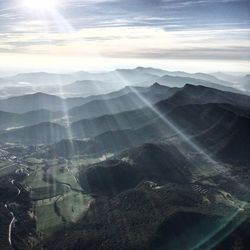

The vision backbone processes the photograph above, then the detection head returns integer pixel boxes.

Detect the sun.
[22,0,58,11]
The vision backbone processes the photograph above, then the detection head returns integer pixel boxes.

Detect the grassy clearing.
[47,163,82,190]
[35,201,63,235]
[71,156,102,167]
[22,157,97,236]
[31,184,69,200]
[26,164,42,171]
[45,157,102,190]
[24,169,47,187]
[25,157,44,165]
[55,171,81,190]
[35,191,92,235]
[56,191,92,222]
[0,160,16,176]
[0,160,9,167]
[23,165,70,200]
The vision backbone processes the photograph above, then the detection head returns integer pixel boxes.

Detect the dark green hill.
[79,143,192,195]
[156,84,250,112]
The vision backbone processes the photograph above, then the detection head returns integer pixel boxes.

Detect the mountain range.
[1,83,250,167]
[1,67,247,99]
[1,69,250,250]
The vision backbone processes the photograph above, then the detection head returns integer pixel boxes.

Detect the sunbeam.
[0,0,249,249]
[112,70,217,165]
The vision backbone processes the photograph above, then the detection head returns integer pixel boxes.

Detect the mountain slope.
[156,84,250,112]
[71,108,156,138]
[192,109,250,166]
[2,84,250,155]
[0,111,19,130]
[0,109,62,130]
[69,84,178,120]
[62,80,117,97]
[154,75,240,93]
[79,143,192,195]
[0,92,64,113]
[0,122,67,144]
[135,67,232,86]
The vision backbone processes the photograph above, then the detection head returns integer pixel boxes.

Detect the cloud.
[1,0,249,30]
[0,25,249,61]
[0,0,249,70]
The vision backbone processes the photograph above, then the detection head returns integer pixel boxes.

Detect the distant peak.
[34,92,47,95]
[183,84,204,89]
[29,92,61,99]
[151,82,163,88]
[32,92,57,97]
[184,83,195,88]
[135,66,145,70]
[153,82,160,86]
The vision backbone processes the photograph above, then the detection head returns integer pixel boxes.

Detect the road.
[5,204,15,247]
[0,163,16,172]
[4,178,21,248]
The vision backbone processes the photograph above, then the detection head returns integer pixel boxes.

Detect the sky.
[0,0,249,73]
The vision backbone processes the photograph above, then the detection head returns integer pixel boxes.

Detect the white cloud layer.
[0,0,249,72]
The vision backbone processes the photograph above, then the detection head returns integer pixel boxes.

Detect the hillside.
[0,109,62,131]
[0,92,64,113]
[68,83,178,120]
[156,84,250,112]
[0,122,67,144]
[1,78,250,250]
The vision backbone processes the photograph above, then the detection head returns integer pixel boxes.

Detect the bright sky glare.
[21,0,59,11]
[0,0,249,73]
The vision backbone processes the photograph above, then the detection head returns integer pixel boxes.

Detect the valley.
[0,67,250,250]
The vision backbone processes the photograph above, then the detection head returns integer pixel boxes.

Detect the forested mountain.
[1,73,250,250]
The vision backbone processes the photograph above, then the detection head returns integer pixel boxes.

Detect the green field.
[0,160,16,176]
[31,184,69,200]
[35,201,63,234]
[23,156,95,236]
[25,157,44,165]
[56,191,92,222]
[47,163,82,190]
[35,190,92,235]
[24,168,47,187]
